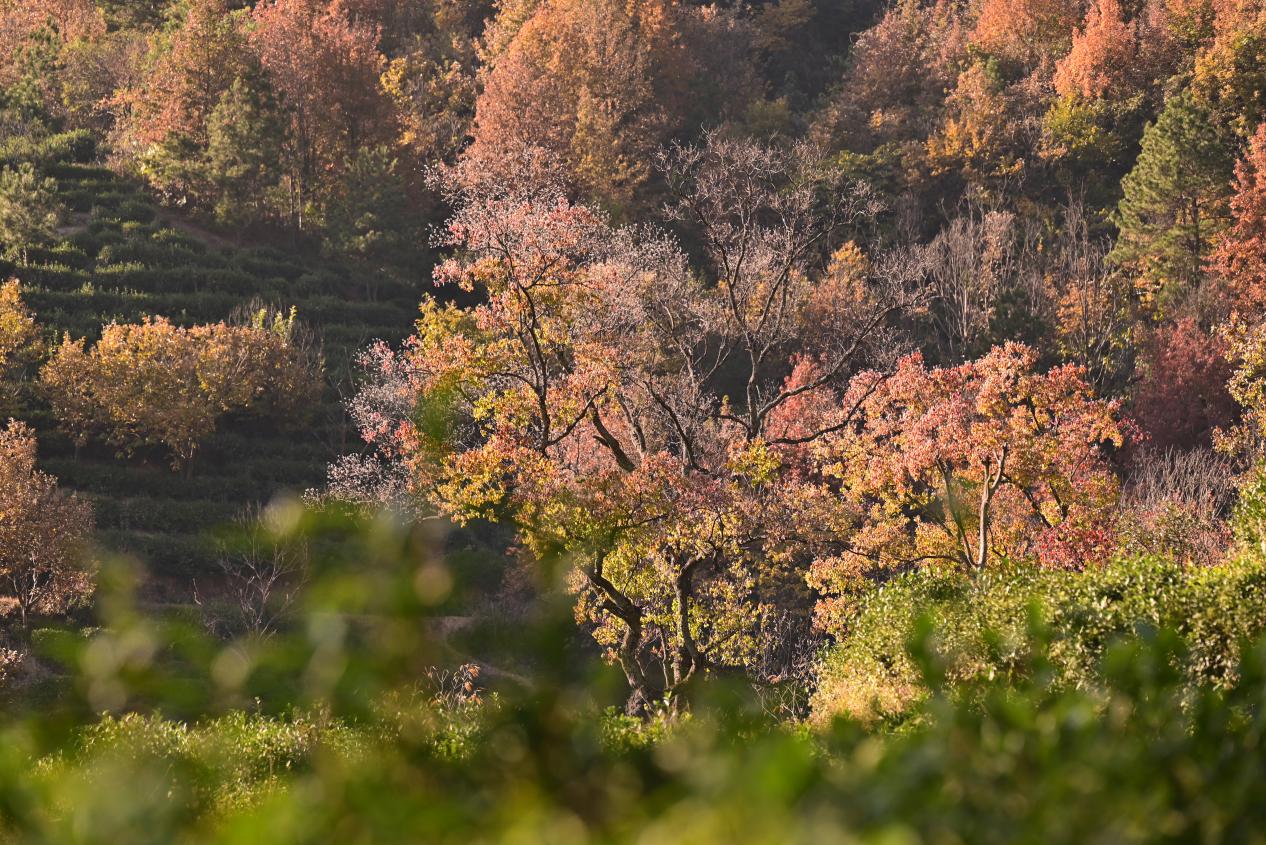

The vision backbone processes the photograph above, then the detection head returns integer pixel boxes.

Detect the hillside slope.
[1,136,422,597]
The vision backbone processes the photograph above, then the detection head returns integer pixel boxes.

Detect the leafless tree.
[750,610,824,722]
[1048,201,1137,394]
[1119,447,1237,566]
[205,505,308,638]
[921,205,1020,363]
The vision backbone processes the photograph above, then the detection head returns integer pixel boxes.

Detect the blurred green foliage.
[0,510,1265,843]
[814,555,1266,723]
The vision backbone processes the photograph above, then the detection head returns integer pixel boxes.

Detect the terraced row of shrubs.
[0,133,422,585]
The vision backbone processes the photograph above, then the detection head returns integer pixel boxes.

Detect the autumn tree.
[811,0,967,154]
[379,0,491,164]
[1054,0,1176,101]
[807,342,1125,636]
[1047,204,1137,394]
[0,420,94,636]
[926,61,1029,197]
[746,0,885,104]
[117,0,254,203]
[95,0,167,30]
[1130,318,1236,451]
[250,0,397,229]
[971,0,1082,72]
[57,28,148,134]
[0,279,40,380]
[41,312,322,474]
[1110,90,1236,311]
[338,135,918,712]
[1211,122,1266,313]
[1214,318,1266,460]
[0,0,104,91]
[1116,446,1233,568]
[465,0,757,213]
[1191,5,1266,141]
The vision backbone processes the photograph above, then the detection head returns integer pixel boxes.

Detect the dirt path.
[429,615,534,689]
[155,210,240,251]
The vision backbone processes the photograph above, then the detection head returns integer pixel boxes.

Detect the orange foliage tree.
[341,135,917,711]
[0,0,104,88]
[250,0,399,226]
[40,311,322,474]
[0,420,94,635]
[465,0,755,213]
[1053,0,1176,100]
[807,343,1125,636]
[116,0,254,201]
[971,0,1083,70]
[1212,122,1266,312]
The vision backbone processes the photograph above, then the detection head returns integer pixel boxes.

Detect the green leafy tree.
[1109,90,1236,312]
[96,0,169,30]
[320,145,416,296]
[0,163,62,265]
[205,70,288,231]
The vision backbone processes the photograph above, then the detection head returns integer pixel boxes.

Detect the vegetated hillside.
[0,133,420,596]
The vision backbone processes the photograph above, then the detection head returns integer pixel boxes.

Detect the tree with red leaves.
[807,342,1125,636]
[1130,318,1237,451]
[1212,123,1266,313]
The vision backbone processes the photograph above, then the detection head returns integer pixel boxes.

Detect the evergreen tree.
[205,70,287,231]
[0,164,63,266]
[321,145,416,297]
[1110,90,1236,311]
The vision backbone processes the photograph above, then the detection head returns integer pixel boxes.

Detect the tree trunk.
[616,609,656,717]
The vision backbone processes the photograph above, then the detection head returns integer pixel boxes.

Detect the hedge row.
[812,556,1266,724]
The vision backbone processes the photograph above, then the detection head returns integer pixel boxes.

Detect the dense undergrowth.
[814,555,1266,724]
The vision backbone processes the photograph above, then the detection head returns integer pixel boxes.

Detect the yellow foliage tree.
[0,279,38,377]
[40,312,321,474]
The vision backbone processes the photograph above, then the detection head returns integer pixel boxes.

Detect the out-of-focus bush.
[812,555,1266,724]
[0,509,1265,843]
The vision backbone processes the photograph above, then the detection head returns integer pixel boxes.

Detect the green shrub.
[812,556,1266,723]
[0,129,96,170]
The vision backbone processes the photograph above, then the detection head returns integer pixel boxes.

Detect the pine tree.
[205,69,288,232]
[321,145,416,298]
[0,164,63,266]
[1110,90,1236,311]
